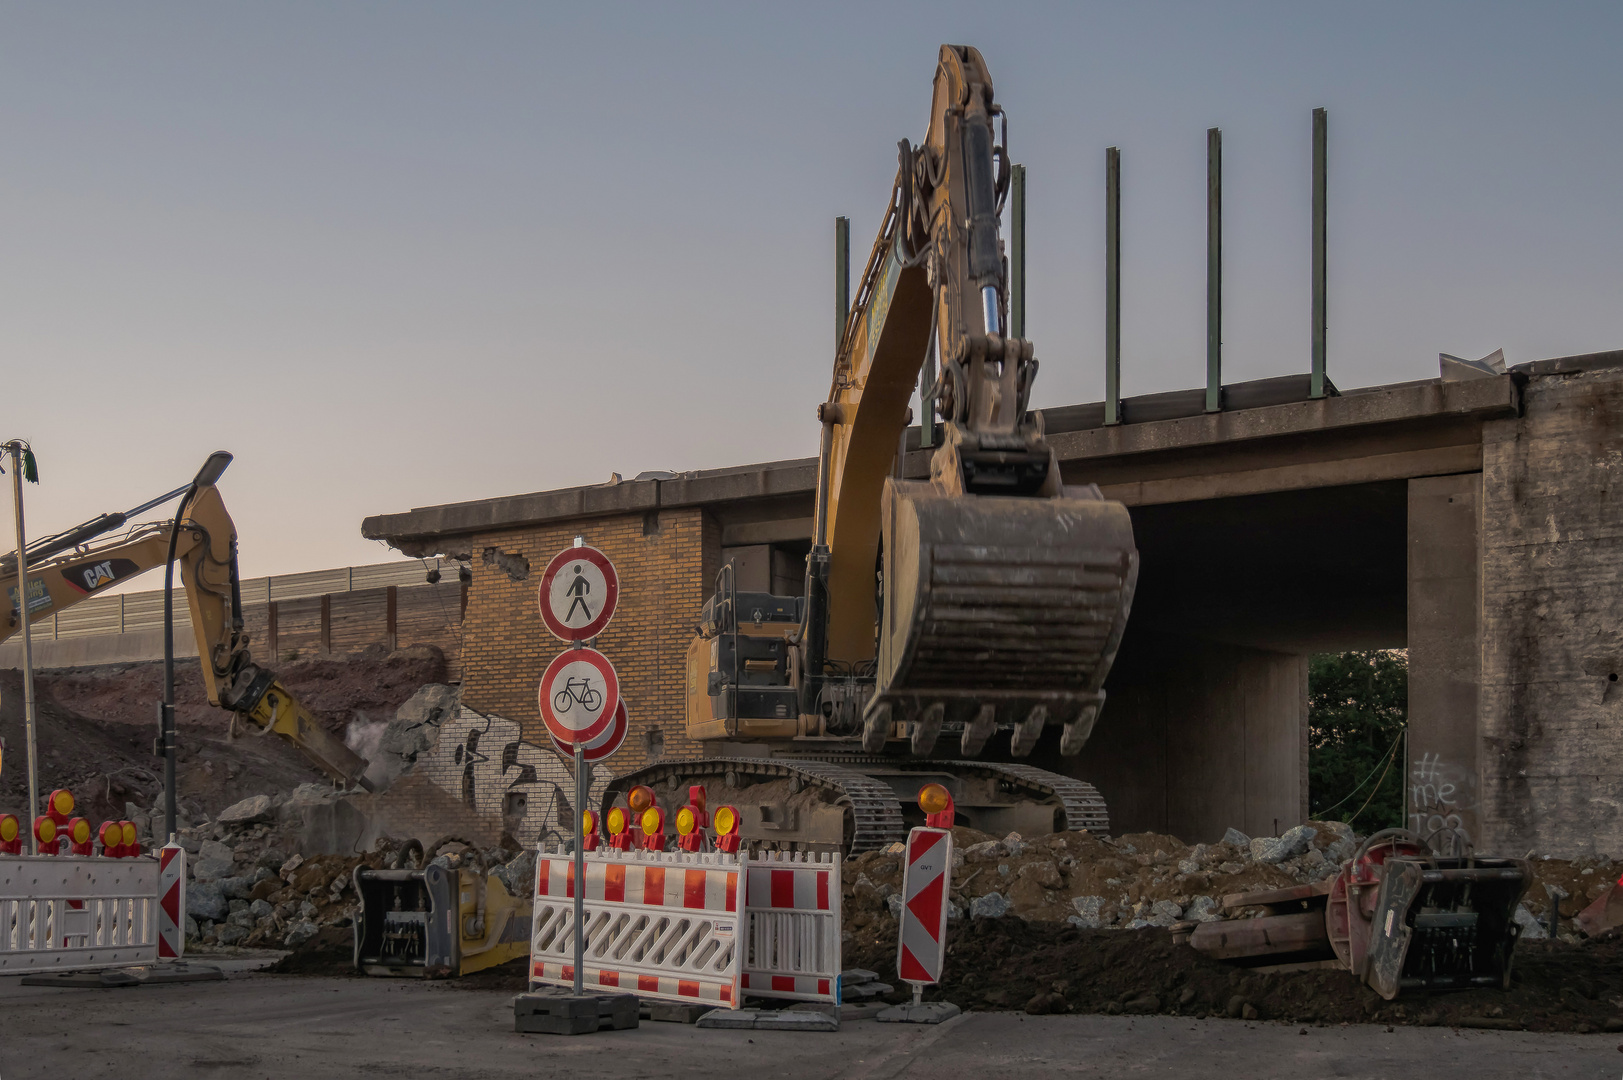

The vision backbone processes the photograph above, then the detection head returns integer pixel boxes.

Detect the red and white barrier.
[896,827,952,987]
[0,843,186,972]
[530,846,742,1007]
[740,850,841,1004]
[157,844,186,960]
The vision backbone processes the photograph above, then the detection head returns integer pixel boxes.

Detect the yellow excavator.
[2,459,373,791]
[608,46,1139,853]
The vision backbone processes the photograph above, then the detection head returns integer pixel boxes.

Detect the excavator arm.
[3,483,374,790]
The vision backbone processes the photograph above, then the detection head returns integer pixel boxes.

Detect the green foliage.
[1308,650,1407,832]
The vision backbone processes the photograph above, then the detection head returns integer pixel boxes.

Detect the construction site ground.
[0,961,1608,1080]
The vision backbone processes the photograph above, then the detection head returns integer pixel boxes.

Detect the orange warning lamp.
[99,820,126,858]
[628,785,656,811]
[713,805,742,854]
[46,789,74,825]
[605,805,635,851]
[119,820,141,858]
[581,809,601,852]
[65,817,93,856]
[0,813,21,855]
[34,815,61,855]
[638,805,666,851]
[918,783,955,830]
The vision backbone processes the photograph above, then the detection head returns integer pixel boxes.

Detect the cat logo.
[60,557,141,595]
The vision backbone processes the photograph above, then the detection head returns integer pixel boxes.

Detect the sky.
[2,2,1620,579]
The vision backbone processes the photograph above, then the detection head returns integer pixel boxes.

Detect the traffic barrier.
[740,850,841,1004]
[530,846,742,1007]
[528,844,842,1008]
[0,843,185,972]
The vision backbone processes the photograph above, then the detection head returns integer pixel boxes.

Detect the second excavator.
[608,46,1139,854]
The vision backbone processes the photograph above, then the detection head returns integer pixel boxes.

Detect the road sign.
[896,827,953,986]
[548,699,629,763]
[539,545,619,642]
[538,647,619,748]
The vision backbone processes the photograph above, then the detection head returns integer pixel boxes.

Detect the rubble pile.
[844,821,1356,933]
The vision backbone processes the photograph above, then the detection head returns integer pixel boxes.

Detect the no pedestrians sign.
[538,544,619,641]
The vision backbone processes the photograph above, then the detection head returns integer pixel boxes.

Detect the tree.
[1308,650,1407,832]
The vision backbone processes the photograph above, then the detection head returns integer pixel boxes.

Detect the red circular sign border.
[548,699,629,763]
[538,647,620,747]
[538,546,620,642]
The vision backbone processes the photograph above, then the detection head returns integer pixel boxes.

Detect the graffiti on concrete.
[1409,751,1474,854]
[423,706,612,846]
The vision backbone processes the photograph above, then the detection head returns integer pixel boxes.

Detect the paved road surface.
[0,963,1610,1079]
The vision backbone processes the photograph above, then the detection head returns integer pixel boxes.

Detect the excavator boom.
[3,481,373,791]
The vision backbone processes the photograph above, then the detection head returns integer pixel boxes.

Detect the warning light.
[674,786,709,851]
[119,820,140,857]
[0,813,21,856]
[605,805,634,850]
[46,789,74,825]
[34,815,61,855]
[713,805,742,854]
[606,807,626,834]
[917,782,955,829]
[99,820,125,857]
[675,807,696,835]
[627,785,656,813]
[687,785,707,813]
[581,809,601,852]
[66,817,93,856]
[638,806,666,851]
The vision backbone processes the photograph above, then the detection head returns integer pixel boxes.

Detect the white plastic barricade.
[530,846,742,1008]
[0,848,184,972]
[740,850,841,1004]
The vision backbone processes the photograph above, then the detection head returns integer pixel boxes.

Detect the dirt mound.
[844,916,1623,1032]
[264,926,359,977]
[0,645,447,824]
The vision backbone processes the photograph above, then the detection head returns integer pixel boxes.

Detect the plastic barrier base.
[514,990,640,1035]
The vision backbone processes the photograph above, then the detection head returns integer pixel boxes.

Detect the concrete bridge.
[366,349,1623,858]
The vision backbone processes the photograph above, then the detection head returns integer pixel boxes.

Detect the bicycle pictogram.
[552,676,603,715]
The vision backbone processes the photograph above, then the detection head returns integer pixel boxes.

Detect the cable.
[1345,733,1404,828]
[1314,724,1407,819]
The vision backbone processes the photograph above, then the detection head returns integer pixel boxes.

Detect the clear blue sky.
[3,3,1619,577]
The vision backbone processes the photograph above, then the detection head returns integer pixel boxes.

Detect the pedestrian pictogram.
[896,826,952,986]
[538,545,619,641]
[539,646,619,748]
[548,700,629,763]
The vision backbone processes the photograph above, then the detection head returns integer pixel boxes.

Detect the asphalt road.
[0,961,1612,1080]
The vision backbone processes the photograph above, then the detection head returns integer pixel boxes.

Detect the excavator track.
[606,757,908,853]
[605,756,1106,855]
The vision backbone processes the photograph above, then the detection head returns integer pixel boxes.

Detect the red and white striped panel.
[744,865,832,912]
[157,844,186,960]
[740,972,831,998]
[533,960,735,1005]
[536,856,737,912]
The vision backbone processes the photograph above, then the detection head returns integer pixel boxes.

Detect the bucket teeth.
[862,701,891,753]
[1011,704,1048,757]
[960,704,996,757]
[1060,701,1103,756]
[911,702,945,756]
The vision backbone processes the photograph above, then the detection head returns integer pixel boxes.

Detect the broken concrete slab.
[876,1001,962,1024]
[642,1001,717,1024]
[21,962,225,988]
[696,1008,840,1031]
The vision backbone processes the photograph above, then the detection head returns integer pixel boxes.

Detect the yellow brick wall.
[460,507,716,775]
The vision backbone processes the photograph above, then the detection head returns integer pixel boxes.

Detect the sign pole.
[573,738,586,996]
[6,441,40,853]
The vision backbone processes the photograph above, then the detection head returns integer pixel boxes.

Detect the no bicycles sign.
[538,645,620,749]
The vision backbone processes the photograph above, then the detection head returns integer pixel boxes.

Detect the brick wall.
[459,507,716,777]
[1481,365,1623,857]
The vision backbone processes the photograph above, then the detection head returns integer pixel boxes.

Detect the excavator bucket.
[873,478,1138,757]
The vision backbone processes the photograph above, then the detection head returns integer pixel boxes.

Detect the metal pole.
[835,216,850,357]
[1009,163,1026,339]
[1310,107,1328,399]
[1206,127,1222,414]
[573,741,586,996]
[7,442,40,852]
[161,487,193,844]
[1105,147,1122,426]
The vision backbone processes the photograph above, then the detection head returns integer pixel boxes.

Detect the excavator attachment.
[872,478,1138,758]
